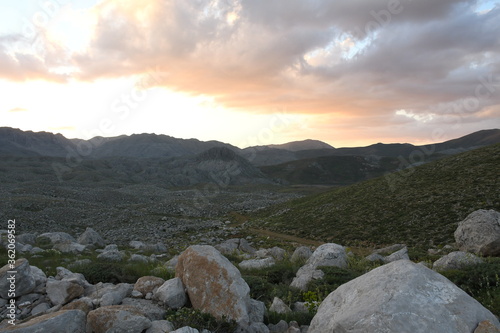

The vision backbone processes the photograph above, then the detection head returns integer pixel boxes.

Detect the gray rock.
[0,259,36,298]
[52,241,86,254]
[176,245,251,326]
[249,299,266,323]
[0,309,86,333]
[269,297,291,314]
[455,209,500,256]
[239,257,276,270]
[30,302,51,316]
[121,297,167,321]
[87,305,152,333]
[291,246,312,263]
[29,266,47,288]
[373,244,406,255]
[129,254,150,263]
[16,233,37,245]
[433,251,484,271]
[99,283,133,306]
[146,320,175,333]
[383,246,409,263]
[292,302,309,313]
[153,277,187,309]
[269,320,288,333]
[365,253,384,262]
[309,260,500,333]
[46,279,84,306]
[166,255,179,270]
[291,243,347,291]
[248,322,270,333]
[97,248,125,262]
[77,227,105,249]
[36,232,75,247]
[171,327,199,333]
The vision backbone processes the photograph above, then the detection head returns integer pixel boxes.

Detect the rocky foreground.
[0,209,499,332]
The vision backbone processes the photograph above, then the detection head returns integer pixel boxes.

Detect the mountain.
[251,143,500,247]
[266,139,334,151]
[0,127,76,157]
[89,133,240,158]
[244,129,500,166]
[260,155,399,185]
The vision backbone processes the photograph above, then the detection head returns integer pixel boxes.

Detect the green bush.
[165,308,237,332]
[441,259,500,316]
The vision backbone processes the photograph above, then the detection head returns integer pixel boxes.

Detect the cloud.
[0,34,68,82]
[2,0,500,144]
[8,107,28,112]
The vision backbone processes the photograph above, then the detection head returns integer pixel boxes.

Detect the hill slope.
[251,144,500,247]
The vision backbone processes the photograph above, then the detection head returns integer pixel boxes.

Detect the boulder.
[121,297,167,321]
[171,328,199,333]
[146,320,175,333]
[77,227,105,249]
[36,232,75,247]
[455,209,500,256]
[97,247,125,262]
[239,257,276,270]
[254,247,287,261]
[98,283,133,306]
[373,244,406,255]
[216,238,256,255]
[269,297,291,314]
[87,305,152,333]
[291,246,313,263]
[290,243,347,291]
[0,259,36,298]
[129,254,150,263]
[308,260,500,333]
[61,297,93,314]
[383,246,409,263]
[46,279,84,306]
[153,277,187,309]
[134,276,165,295]
[176,245,251,325]
[249,299,266,323]
[433,251,483,271]
[16,233,36,245]
[1,310,86,333]
[52,241,86,254]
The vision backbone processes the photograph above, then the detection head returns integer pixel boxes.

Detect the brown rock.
[176,245,251,325]
[134,276,165,295]
[475,320,500,333]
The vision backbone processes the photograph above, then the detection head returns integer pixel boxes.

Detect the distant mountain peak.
[266,139,334,152]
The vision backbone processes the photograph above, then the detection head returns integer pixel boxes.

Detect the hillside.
[250,144,500,247]
[260,155,399,185]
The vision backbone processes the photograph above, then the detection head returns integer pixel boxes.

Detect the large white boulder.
[309,260,500,333]
[176,245,251,326]
[455,209,500,256]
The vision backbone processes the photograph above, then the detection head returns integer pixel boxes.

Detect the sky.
[0,0,499,148]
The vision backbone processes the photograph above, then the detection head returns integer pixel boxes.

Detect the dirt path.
[248,228,324,247]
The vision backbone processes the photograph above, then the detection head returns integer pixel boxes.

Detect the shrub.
[165,308,237,333]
